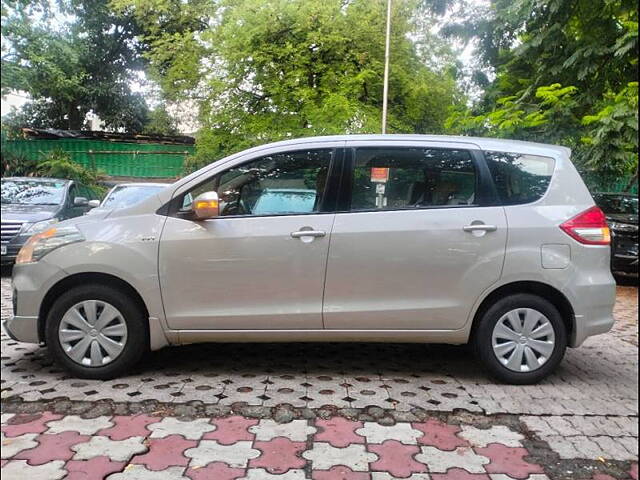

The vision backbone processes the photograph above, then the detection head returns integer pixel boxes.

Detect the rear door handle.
[463,224,498,232]
[291,230,326,238]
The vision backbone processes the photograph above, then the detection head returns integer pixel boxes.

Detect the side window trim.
[164,147,343,219]
[338,145,496,213]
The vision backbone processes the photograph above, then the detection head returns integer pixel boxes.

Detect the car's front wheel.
[45,284,148,379]
[474,293,567,384]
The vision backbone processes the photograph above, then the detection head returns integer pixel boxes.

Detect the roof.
[2,176,71,183]
[20,128,195,146]
[226,134,572,158]
[110,182,170,188]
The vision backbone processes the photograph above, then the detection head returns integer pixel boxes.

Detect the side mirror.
[192,191,219,220]
[88,199,100,208]
[74,196,89,207]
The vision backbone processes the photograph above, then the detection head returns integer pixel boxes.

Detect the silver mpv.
[5,135,616,384]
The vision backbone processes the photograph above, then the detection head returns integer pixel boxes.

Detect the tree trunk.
[67,104,83,130]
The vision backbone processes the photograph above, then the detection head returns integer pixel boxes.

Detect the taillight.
[560,206,611,245]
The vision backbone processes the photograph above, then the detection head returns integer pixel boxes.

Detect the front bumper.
[611,231,639,277]
[2,315,40,343]
[1,234,31,265]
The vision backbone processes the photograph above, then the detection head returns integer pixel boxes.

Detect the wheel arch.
[469,281,575,343]
[38,272,151,345]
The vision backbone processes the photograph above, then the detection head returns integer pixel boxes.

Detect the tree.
[114,0,461,167]
[2,0,149,132]
[142,105,180,135]
[445,0,638,183]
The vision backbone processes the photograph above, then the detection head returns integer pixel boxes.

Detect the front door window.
[183,149,332,216]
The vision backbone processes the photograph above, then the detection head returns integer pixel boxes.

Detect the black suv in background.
[593,192,639,278]
[1,177,100,264]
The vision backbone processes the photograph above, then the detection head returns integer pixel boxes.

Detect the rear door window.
[349,147,477,211]
[484,151,555,205]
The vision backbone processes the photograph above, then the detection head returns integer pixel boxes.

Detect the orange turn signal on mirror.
[194,200,218,209]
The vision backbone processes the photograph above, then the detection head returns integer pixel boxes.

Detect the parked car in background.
[5,135,616,384]
[87,182,168,215]
[1,177,99,264]
[593,192,638,278]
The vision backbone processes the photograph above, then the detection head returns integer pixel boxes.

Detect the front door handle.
[463,224,498,232]
[291,229,326,238]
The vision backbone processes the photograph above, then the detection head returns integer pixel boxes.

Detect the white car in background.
[87,182,169,215]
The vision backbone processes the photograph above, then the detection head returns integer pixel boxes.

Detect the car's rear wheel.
[45,284,148,379]
[474,293,567,384]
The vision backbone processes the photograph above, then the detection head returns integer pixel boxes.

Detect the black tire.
[474,293,567,385]
[45,284,148,379]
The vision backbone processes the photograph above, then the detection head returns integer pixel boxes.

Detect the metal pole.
[381,0,392,134]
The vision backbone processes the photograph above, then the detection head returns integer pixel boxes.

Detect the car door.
[323,141,507,330]
[159,146,341,330]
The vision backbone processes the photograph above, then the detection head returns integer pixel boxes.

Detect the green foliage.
[2,0,149,131]
[114,0,461,165]
[142,106,179,136]
[445,0,638,179]
[581,82,639,181]
[1,151,38,177]
[36,150,105,187]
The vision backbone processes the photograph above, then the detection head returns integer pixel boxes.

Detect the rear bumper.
[570,276,617,347]
[2,315,40,343]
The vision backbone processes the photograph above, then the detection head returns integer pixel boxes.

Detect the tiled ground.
[2,411,637,479]
[1,273,638,478]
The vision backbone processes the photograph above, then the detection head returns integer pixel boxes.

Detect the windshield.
[102,185,165,209]
[1,179,66,206]
[594,194,639,215]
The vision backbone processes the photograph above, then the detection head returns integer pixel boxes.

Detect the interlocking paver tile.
[98,414,160,440]
[415,446,490,474]
[1,432,38,458]
[107,465,188,479]
[372,474,431,480]
[203,415,258,444]
[240,469,307,480]
[459,426,524,448]
[488,476,550,480]
[1,412,62,437]
[249,418,317,441]
[431,470,490,480]
[315,417,365,447]
[72,435,147,462]
[356,422,422,444]
[313,466,371,479]
[148,417,216,439]
[1,459,66,480]
[131,434,197,470]
[46,415,114,435]
[65,456,126,480]
[185,440,260,468]
[413,419,469,450]
[0,413,15,424]
[250,437,307,474]
[369,439,426,478]
[303,442,378,471]
[14,431,89,465]
[476,444,544,479]
[185,461,244,480]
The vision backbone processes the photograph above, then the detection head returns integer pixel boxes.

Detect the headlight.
[22,218,59,234]
[16,226,84,264]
